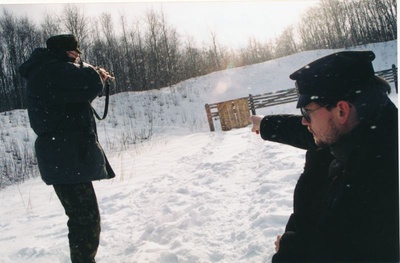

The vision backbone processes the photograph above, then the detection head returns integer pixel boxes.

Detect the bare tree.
[143,8,180,89]
[209,31,222,71]
[98,12,124,93]
[297,0,396,51]
[274,26,298,58]
[159,10,180,86]
[41,13,62,40]
[61,4,90,45]
[179,36,205,80]
[130,21,148,90]
[144,8,162,89]
[0,9,40,111]
[239,37,274,65]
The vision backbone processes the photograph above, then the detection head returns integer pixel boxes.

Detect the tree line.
[281,0,397,54]
[0,0,396,112]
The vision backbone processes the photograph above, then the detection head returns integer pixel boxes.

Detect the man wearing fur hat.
[250,51,399,262]
[19,34,115,263]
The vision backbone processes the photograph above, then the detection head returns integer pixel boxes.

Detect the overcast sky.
[0,0,318,49]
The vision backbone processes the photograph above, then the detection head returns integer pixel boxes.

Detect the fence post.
[249,94,256,115]
[392,64,398,94]
[205,104,215,132]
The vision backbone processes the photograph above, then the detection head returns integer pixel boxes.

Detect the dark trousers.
[53,182,100,263]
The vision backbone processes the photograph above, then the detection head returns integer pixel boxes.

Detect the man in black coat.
[250,51,399,262]
[19,34,115,263]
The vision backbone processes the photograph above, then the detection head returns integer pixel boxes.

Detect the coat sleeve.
[46,60,104,103]
[259,115,317,150]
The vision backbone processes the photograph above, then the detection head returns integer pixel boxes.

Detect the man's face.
[301,102,341,147]
[66,51,80,63]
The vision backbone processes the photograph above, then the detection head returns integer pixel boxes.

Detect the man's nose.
[301,117,310,126]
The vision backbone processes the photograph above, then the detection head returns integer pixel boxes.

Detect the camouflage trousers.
[53,182,100,263]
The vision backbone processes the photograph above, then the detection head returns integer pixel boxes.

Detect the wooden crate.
[217,98,251,131]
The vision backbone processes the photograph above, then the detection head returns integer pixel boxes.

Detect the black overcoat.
[259,101,399,262]
[19,48,115,185]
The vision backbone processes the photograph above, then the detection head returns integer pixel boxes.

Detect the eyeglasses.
[300,105,327,122]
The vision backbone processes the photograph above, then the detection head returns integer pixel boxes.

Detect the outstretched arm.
[250,114,316,150]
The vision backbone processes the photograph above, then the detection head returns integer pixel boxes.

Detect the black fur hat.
[46,34,82,54]
[290,51,376,108]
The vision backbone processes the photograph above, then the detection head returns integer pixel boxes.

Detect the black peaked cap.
[290,51,376,108]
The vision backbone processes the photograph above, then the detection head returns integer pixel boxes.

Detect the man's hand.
[249,115,264,134]
[275,235,282,252]
[96,67,113,81]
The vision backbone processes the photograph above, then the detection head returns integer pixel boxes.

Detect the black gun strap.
[92,80,110,120]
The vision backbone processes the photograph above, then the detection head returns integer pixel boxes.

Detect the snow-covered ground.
[0,41,397,263]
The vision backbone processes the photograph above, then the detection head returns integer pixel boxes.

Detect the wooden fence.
[205,65,398,132]
[375,64,398,93]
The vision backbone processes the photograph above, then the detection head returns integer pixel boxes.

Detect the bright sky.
[0,0,318,49]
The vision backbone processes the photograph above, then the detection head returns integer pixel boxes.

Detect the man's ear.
[335,101,352,124]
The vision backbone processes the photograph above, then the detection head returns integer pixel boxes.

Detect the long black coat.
[19,48,115,185]
[259,101,399,262]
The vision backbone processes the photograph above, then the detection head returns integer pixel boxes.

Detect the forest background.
[0,0,397,112]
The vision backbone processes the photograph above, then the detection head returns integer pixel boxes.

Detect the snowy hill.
[0,41,398,263]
